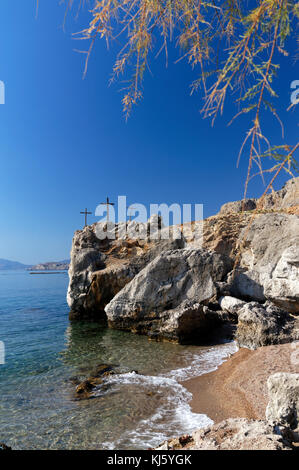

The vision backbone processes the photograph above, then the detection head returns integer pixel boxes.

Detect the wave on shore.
[99,341,238,450]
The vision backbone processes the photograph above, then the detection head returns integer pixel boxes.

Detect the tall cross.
[100,197,115,222]
[127,206,136,222]
[80,208,92,227]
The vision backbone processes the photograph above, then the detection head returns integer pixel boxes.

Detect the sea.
[0,270,237,450]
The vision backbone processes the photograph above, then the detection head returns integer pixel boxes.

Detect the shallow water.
[0,270,236,449]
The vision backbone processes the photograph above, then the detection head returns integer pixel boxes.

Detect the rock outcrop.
[266,373,299,431]
[235,301,298,349]
[199,179,299,315]
[228,213,299,312]
[262,176,299,211]
[264,246,299,313]
[105,248,232,342]
[67,177,299,344]
[156,418,293,450]
[67,222,184,320]
[220,198,257,215]
[218,176,299,215]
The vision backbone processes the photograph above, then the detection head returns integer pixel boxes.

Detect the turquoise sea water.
[0,270,236,450]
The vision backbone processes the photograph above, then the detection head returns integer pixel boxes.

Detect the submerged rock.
[0,442,12,451]
[105,248,232,343]
[74,364,140,399]
[76,378,102,396]
[75,364,115,398]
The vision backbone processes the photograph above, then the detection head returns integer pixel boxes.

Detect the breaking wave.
[99,341,238,449]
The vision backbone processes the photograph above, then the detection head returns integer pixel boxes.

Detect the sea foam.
[100,341,238,449]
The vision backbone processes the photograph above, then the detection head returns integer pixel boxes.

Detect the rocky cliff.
[67,177,299,345]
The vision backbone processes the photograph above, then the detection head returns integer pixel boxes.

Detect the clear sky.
[0,1,298,264]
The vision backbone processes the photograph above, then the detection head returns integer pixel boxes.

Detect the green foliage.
[63,1,299,196]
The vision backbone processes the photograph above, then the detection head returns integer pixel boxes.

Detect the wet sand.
[182,343,298,424]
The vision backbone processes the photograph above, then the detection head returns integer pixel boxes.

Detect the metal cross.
[100,197,115,222]
[127,206,136,222]
[80,208,92,227]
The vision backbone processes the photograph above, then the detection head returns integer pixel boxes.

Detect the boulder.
[105,248,232,342]
[264,246,299,313]
[266,373,299,430]
[219,295,246,316]
[235,301,298,349]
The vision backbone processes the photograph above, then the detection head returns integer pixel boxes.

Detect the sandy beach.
[183,343,298,424]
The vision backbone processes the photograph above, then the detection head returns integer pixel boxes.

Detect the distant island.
[27,260,70,271]
[0,259,31,270]
[0,258,70,271]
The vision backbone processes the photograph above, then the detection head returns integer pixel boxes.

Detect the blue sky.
[0,1,298,264]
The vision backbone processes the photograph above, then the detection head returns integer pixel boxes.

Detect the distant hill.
[0,259,31,270]
[28,260,70,271]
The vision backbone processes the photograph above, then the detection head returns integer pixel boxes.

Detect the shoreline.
[182,342,298,424]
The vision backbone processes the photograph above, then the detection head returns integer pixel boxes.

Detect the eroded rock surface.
[266,373,299,431]
[219,296,246,317]
[235,301,298,349]
[156,418,293,450]
[229,213,299,312]
[68,222,184,320]
[105,248,232,342]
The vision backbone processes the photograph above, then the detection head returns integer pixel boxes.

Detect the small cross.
[127,206,136,222]
[80,208,92,227]
[100,197,115,222]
